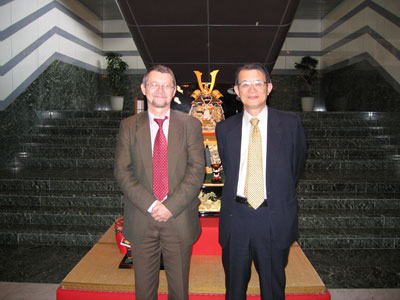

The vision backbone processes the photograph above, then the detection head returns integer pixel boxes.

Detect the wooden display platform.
[57,218,330,299]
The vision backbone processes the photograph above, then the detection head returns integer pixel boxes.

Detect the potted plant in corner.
[295,56,319,111]
[105,52,128,111]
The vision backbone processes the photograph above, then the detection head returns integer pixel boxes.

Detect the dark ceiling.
[79,0,342,83]
[81,0,343,21]
[116,0,301,83]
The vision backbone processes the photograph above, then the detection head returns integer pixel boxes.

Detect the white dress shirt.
[236,106,268,199]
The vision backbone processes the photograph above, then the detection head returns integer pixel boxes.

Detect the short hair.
[142,65,176,87]
[235,63,271,85]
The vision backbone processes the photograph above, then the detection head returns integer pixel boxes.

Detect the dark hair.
[142,65,176,86]
[235,63,271,85]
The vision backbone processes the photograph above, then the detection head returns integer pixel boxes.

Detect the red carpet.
[193,217,221,255]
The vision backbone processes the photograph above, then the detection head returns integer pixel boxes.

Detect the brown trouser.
[131,218,192,300]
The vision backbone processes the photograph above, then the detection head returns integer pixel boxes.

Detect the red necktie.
[153,117,169,201]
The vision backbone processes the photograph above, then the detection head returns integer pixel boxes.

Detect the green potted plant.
[295,56,319,111]
[105,52,128,111]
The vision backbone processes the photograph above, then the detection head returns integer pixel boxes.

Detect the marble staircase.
[298,113,400,249]
[0,111,399,250]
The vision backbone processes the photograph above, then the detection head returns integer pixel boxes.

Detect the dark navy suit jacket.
[215,107,307,249]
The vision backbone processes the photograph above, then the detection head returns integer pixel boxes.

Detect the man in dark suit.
[114,65,205,300]
[215,63,307,300]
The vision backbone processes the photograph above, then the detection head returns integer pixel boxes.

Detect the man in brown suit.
[114,65,205,300]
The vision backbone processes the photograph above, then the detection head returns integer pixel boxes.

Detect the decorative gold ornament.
[189,70,225,182]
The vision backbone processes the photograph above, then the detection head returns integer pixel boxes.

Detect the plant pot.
[301,96,314,112]
[111,96,124,111]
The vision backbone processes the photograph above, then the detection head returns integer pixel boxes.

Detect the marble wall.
[322,60,400,111]
[3,59,143,111]
[268,75,317,112]
[0,59,143,167]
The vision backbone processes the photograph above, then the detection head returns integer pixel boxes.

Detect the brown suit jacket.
[114,109,205,245]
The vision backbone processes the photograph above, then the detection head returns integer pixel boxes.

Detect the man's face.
[141,71,176,110]
[234,69,273,113]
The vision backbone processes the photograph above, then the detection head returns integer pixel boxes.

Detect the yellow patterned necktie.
[244,118,265,209]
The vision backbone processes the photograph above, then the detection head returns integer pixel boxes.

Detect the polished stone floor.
[0,245,91,284]
[303,249,400,289]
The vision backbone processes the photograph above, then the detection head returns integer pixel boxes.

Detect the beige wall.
[0,0,144,108]
[320,0,399,83]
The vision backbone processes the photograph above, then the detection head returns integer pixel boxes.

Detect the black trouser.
[222,201,289,300]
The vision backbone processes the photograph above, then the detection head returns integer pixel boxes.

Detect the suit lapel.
[227,113,243,193]
[167,110,183,187]
[137,112,153,185]
[266,108,282,190]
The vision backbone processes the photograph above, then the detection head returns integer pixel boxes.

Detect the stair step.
[298,209,400,229]
[32,126,396,138]
[24,137,397,150]
[32,126,119,136]
[0,190,122,208]
[306,148,398,159]
[18,147,398,160]
[1,207,398,230]
[40,119,400,130]
[298,228,400,249]
[1,190,398,211]
[1,168,399,192]
[19,146,115,159]
[302,119,400,128]
[16,156,400,170]
[23,135,117,146]
[1,178,398,193]
[41,118,122,128]
[36,111,131,119]
[304,159,399,170]
[0,224,109,245]
[298,193,400,210]
[304,127,393,137]
[0,206,122,226]
[22,138,396,150]
[297,179,400,193]
[306,137,393,148]
[18,157,114,169]
[0,177,118,192]
[1,225,398,248]
[298,111,400,121]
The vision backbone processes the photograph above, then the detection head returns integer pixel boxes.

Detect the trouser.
[222,201,289,300]
[131,218,192,300]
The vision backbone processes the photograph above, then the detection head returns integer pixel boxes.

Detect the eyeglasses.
[237,80,267,89]
[146,82,175,92]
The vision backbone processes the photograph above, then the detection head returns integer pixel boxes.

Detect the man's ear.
[140,83,147,96]
[266,82,273,95]
[234,85,240,97]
